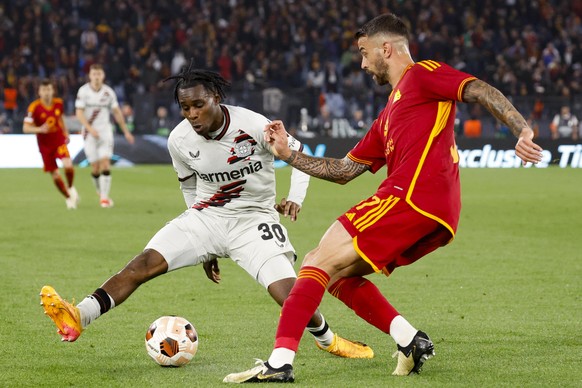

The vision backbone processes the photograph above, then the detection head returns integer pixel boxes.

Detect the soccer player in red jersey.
[23,80,79,209]
[224,13,543,383]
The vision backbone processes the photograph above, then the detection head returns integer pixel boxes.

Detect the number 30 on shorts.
[257,223,287,243]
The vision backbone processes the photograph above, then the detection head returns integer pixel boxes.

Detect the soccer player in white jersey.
[75,64,135,208]
[40,68,373,361]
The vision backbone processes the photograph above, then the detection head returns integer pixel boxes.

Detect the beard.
[371,57,390,85]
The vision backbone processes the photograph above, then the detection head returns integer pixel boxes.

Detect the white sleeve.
[179,177,197,208]
[75,88,86,109]
[168,137,197,208]
[285,134,310,206]
[109,86,120,109]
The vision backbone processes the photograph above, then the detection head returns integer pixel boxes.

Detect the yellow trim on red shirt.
[457,77,477,102]
[393,63,415,89]
[417,60,441,71]
[426,60,441,69]
[347,152,373,166]
[405,100,456,238]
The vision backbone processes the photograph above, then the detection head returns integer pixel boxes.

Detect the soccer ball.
[145,316,199,367]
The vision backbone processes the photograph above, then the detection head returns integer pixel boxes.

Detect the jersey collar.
[204,105,230,140]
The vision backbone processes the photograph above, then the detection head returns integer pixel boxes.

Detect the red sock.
[53,175,69,198]
[274,266,329,351]
[65,168,75,188]
[328,277,399,334]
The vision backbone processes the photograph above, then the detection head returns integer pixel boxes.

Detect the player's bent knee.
[303,249,339,276]
[267,277,296,306]
[302,248,320,266]
[123,249,168,282]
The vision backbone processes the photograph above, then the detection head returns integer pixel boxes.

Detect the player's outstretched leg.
[223,359,294,383]
[315,333,374,358]
[392,330,435,376]
[39,285,83,342]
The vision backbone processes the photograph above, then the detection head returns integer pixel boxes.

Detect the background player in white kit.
[75,64,135,208]
[40,68,373,361]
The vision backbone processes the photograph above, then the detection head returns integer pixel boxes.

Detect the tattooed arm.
[463,79,543,164]
[463,79,526,138]
[264,120,369,184]
[282,151,369,185]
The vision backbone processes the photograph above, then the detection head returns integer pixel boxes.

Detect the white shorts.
[84,131,114,163]
[144,209,297,288]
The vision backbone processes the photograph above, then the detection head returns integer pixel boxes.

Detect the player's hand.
[203,258,221,284]
[275,197,301,222]
[264,120,292,160]
[125,132,135,145]
[88,127,100,139]
[38,123,50,134]
[515,127,543,165]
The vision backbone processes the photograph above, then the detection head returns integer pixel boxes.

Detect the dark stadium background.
[1,0,581,140]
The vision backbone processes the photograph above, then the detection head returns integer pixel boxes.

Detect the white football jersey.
[168,104,306,216]
[75,83,119,134]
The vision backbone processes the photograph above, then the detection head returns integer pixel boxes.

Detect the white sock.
[99,174,112,199]
[77,293,116,328]
[390,315,418,347]
[77,296,101,328]
[268,348,295,369]
[307,315,334,347]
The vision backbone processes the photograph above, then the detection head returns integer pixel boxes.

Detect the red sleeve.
[414,61,476,102]
[347,119,386,173]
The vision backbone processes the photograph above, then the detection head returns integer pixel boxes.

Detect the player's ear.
[213,94,221,104]
[382,41,393,58]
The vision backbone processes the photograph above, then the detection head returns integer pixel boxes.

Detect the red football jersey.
[347,60,476,237]
[24,98,67,151]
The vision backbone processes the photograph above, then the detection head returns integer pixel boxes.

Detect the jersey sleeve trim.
[417,60,441,71]
[405,100,455,239]
[457,77,477,102]
[347,152,373,166]
[178,172,196,182]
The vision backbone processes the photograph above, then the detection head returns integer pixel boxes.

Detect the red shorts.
[40,143,70,172]
[338,192,453,275]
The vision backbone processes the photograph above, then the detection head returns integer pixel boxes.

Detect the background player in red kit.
[23,79,79,209]
[224,13,544,383]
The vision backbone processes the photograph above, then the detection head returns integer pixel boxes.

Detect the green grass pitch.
[0,165,580,387]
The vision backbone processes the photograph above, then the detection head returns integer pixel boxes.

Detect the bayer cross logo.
[228,130,256,164]
[234,141,252,158]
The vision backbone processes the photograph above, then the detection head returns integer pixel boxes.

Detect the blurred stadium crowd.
[1,0,582,137]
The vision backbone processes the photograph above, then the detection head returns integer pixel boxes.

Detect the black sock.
[91,288,112,314]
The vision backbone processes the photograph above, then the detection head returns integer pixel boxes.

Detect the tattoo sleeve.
[283,151,369,184]
[462,79,528,138]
